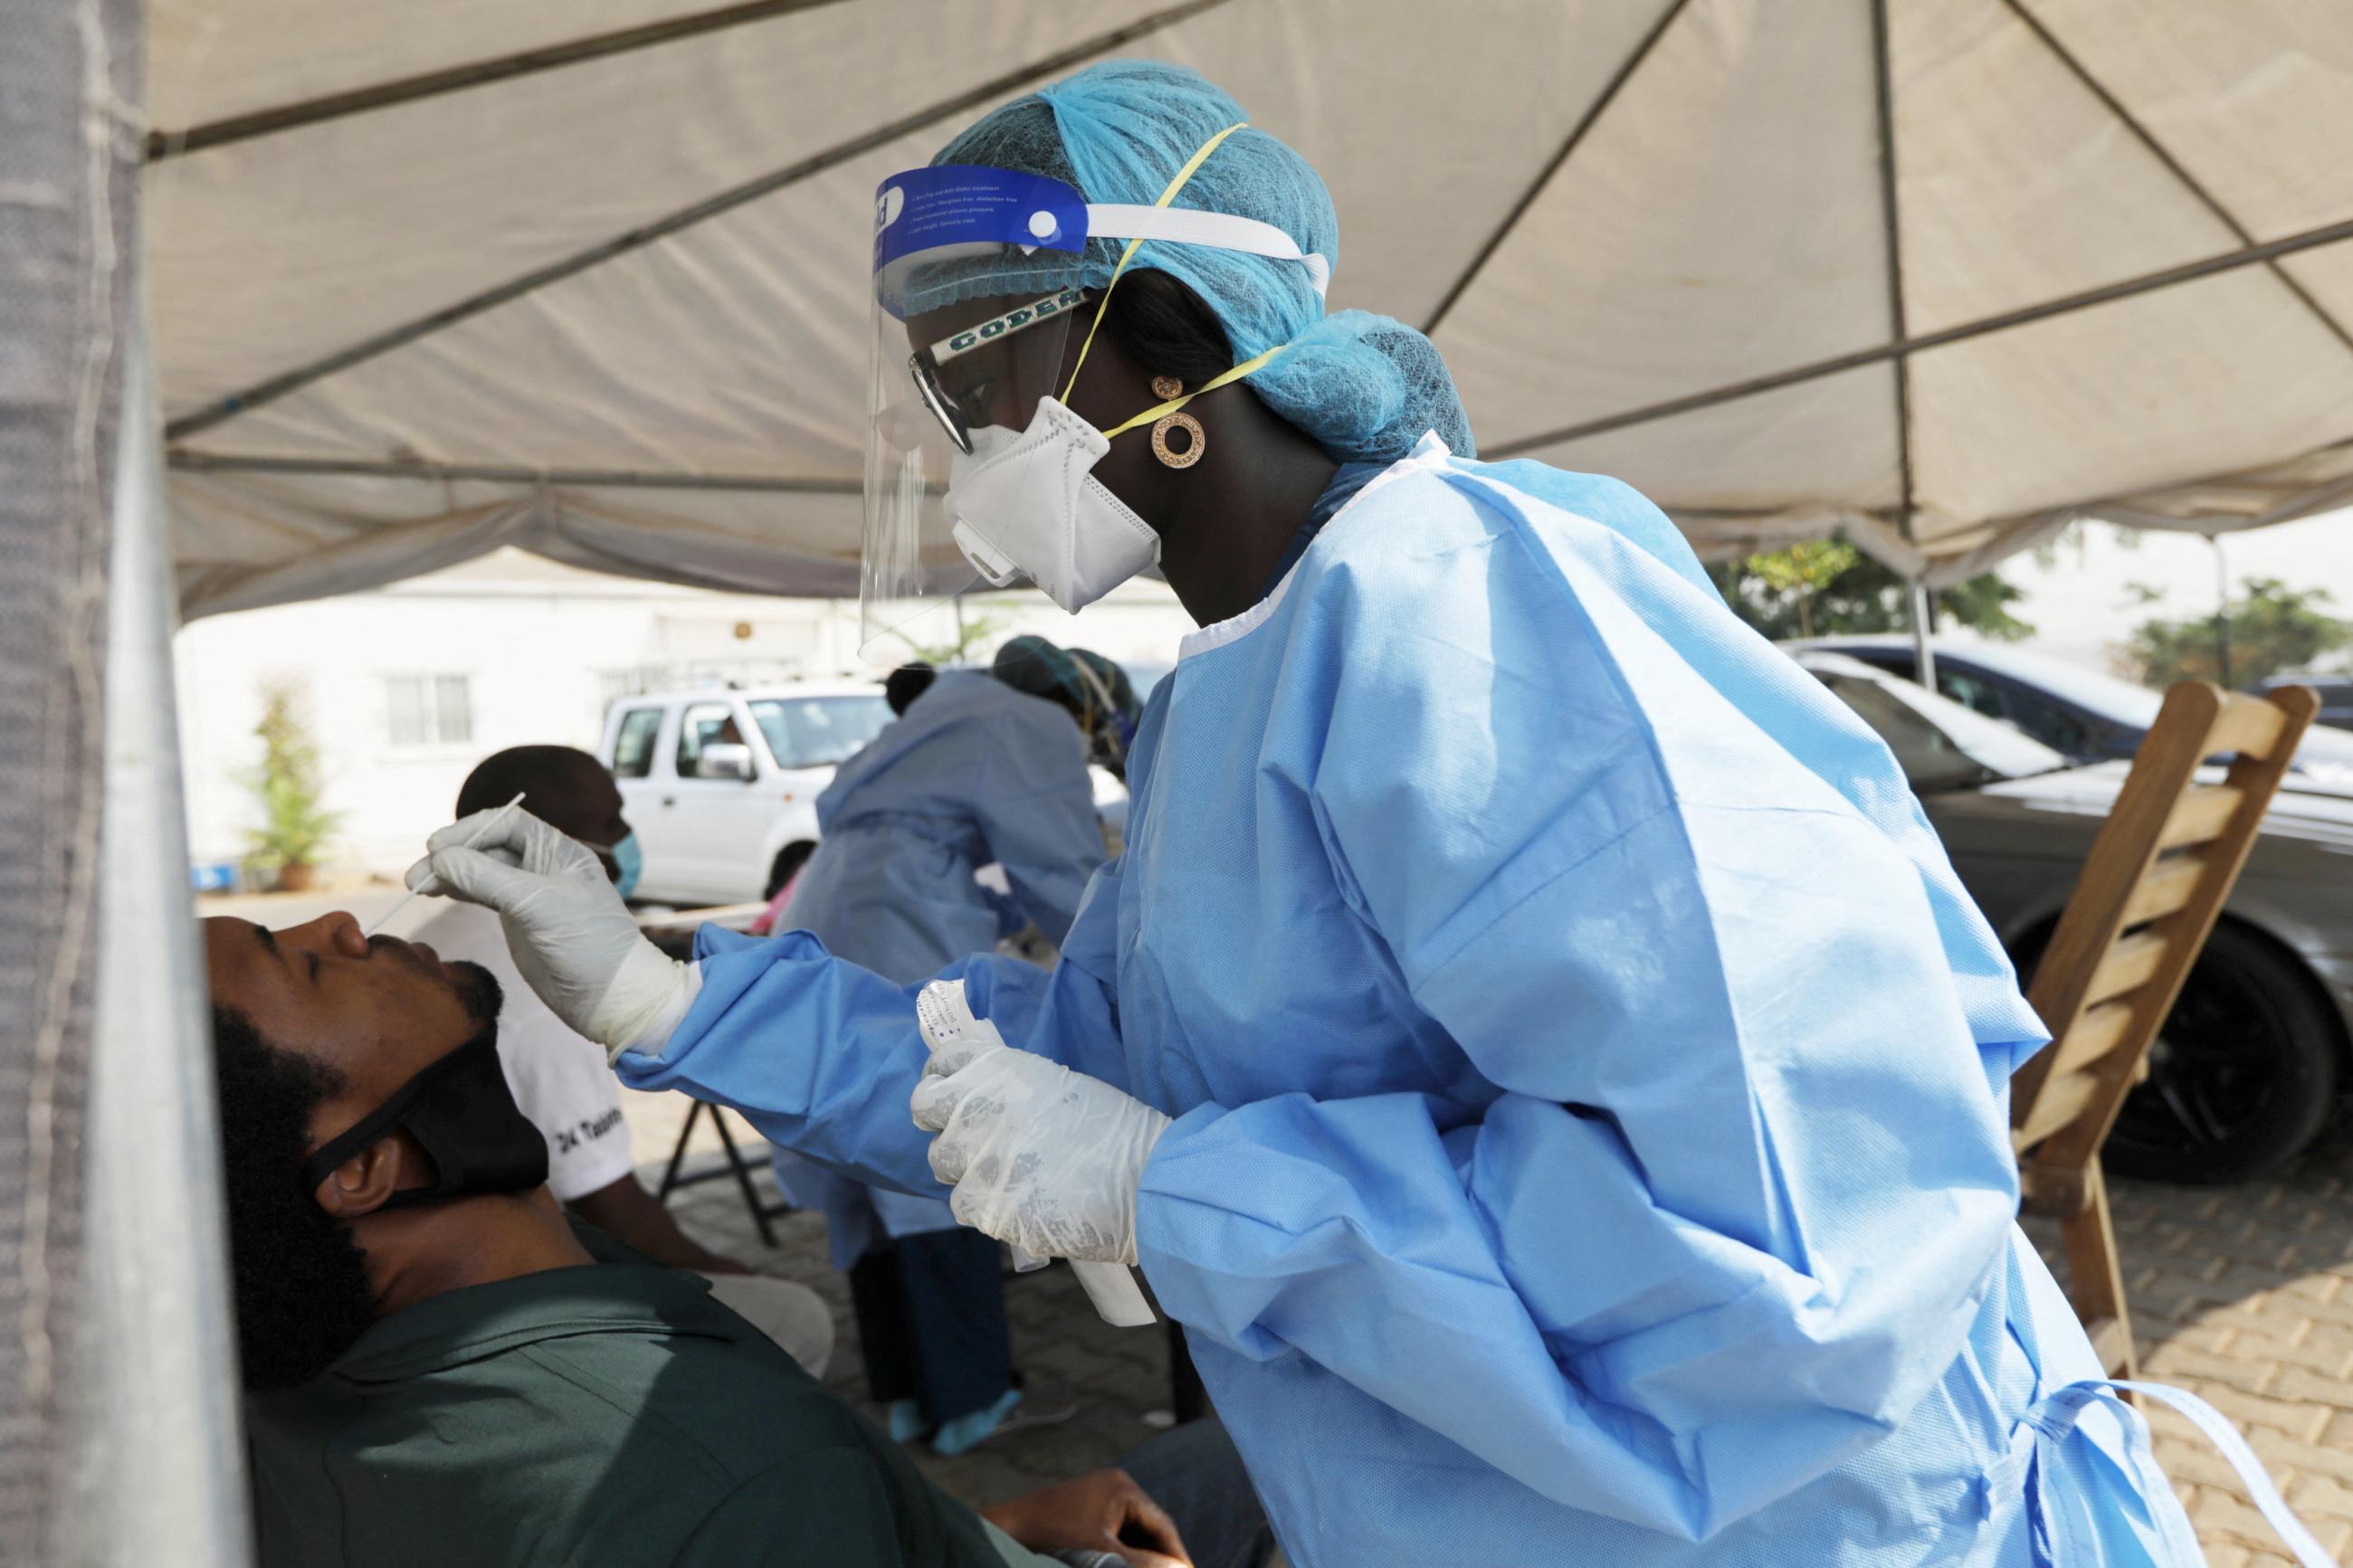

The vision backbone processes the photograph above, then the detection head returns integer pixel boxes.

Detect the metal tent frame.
[150,0,2353,653]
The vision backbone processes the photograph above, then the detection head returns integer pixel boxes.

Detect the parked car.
[598,681,893,906]
[2257,671,2353,732]
[1797,650,2352,1183]
[1795,634,2353,791]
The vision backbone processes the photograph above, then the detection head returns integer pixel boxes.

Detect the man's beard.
[442,955,503,1033]
[217,960,506,1392]
[372,937,504,1031]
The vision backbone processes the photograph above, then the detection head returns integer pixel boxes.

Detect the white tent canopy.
[148,0,2353,618]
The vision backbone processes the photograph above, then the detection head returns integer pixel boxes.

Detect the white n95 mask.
[944,396,1162,614]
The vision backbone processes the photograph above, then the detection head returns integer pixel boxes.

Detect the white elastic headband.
[1083,204,1331,297]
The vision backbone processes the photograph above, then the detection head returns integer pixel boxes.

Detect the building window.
[386,674,473,747]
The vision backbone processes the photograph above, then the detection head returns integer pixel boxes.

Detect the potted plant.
[241,679,341,892]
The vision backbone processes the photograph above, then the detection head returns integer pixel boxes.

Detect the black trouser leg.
[891,1227,1012,1427]
[1167,1319,1209,1424]
[847,1246,919,1405]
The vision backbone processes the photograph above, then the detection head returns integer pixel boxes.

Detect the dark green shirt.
[245,1247,1015,1568]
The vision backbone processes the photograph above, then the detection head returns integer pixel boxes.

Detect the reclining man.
[408,743,830,1367]
[206,910,1275,1567]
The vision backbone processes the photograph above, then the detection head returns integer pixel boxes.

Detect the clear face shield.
[861,138,1330,669]
[862,166,1091,666]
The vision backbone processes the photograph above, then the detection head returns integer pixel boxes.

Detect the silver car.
[1796,633,2353,790]
[1801,651,2351,1182]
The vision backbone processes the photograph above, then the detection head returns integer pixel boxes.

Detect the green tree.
[1736,539,1857,639]
[1714,538,2034,642]
[241,680,341,887]
[2120,577,2351,689]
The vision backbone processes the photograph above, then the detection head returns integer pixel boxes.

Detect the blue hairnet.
[991,634,1085,714]
[920,60,1472,463]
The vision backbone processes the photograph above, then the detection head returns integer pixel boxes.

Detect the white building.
[174,549,1193,881]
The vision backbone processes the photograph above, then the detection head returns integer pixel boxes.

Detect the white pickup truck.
[596,680,893,906]
[598,676,1133,909]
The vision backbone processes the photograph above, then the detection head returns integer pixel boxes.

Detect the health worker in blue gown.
[410,59,2324,1568]
[770,653,1110,1455]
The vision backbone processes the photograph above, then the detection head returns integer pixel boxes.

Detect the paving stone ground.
[2020,1116,2353,1568]
[630,1085,2353,1563]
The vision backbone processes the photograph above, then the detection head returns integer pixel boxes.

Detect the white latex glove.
[909,981,1170,1265]
[405,808,696,1060]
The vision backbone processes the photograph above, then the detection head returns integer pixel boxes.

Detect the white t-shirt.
[408,900,635,1202]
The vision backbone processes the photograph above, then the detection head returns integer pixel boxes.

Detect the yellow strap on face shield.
[1060,120,1250,405]
[1099,343,1289,440]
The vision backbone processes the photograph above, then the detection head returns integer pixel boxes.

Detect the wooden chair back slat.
[2037,997,2137,1086]
[2157,783,2246,851]
[2017,1069,2103,1154]
[2011,684,2314,1143]
[2119,854,2205,927]
[2206,691,2290,756]
[2005,680,2318,1381]
[2083,928,2167,1010]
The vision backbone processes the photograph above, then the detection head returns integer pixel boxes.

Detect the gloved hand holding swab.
[365,792,527,937]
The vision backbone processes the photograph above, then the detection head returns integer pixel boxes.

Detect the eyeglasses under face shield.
[906,287,1089,457]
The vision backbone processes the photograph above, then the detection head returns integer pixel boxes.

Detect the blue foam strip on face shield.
[873,165,1090,320]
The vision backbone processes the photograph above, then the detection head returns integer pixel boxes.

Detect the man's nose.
[287,911,371,959]
[324,911,371,957]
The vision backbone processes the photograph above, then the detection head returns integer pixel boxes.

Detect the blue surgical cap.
[924,60,1473,463]
[992,634,1084,709]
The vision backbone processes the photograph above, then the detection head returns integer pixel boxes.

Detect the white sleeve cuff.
[606,958,702,1065]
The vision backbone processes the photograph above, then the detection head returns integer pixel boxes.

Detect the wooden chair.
[2010,680,2317,1382]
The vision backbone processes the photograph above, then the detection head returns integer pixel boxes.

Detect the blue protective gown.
[772,671,1105,1267]
[618,436,2201,1566]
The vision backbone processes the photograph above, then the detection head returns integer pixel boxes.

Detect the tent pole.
[166,448,863,494]
[1910,578,1939,696]
[67,292,252,1564]
[1870,0,1928,688]
[2212,535,2233,689]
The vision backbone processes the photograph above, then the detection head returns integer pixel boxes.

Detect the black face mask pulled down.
[300,1034,548,1210]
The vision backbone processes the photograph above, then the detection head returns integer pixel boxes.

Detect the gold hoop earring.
[1151,411,1205,469]
[1150,375,1185,400]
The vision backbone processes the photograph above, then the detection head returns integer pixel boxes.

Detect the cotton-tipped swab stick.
[364,792,527,936]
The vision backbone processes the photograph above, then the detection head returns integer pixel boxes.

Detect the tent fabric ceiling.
[147,0,2353,616]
